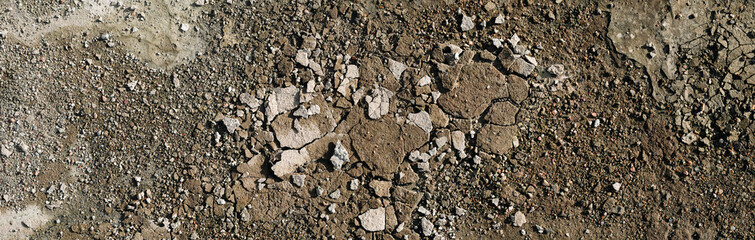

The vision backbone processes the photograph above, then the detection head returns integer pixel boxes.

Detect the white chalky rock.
[358,207,386,232]
[329,141,350,170]
[407,111,433,133]
[388,59,406,80]
[271,148,310,178]
[365,84,394,120]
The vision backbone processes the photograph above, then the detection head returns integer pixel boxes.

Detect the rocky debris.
[329,141,349,170]
[388,59,406,80]
[358,208,386,232]
[365,84,394,120]
[438,63,508,119]
[512,211,527,227]
[494,14,505,24]
[328,190,341,199]
[295,50,309,67]
[455,207,467,216]
[292,105,320,118]
[612,183,622,192]
[271,148,311,178]
[477,125,519,155]
[348,179,360,191]
[506,74,529,104]
[271,99,335,149]
[291,174,306,188]
[460,15,474,32]
[420,217,434,236]
[221,117,240,134]
[407,111,433,133]
[484,101,518,125]
[345,65,360,79]
[239,92,261,110]
[179,23,190,32]
[451,131,466,152]
[265,86,301,123]
[498,34,538,77]
[369,180,392,197]
[444,44,463,63]
[126,81,138,91]
[418,75,432,87]
[0,144,11,157]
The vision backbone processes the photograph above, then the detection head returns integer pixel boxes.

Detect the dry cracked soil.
[0,0,753,239]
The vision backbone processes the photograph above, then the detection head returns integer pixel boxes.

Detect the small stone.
[329,189,341,199]
[0,145,12,157]
[612,183,622,192]
[179,23,190,32]
[494,14,505,25]
[455,207,467,216]
[484,2,497,11]
[295,50,309,67]
[291,174,306,188]
[366,84,394,120]
[369,180,392,197]
[420,217,434,236]
[346,65,360,79]
[417,161,431,173]
[407,111,433,133]
[329,141,350,170]
[512,211,526,227]
[327,203,337,214]
[460,15,474,32]
[271,148,311,178]
[348,179,360,191]
[358,208,386,232]
[451,131,466,151]
[222,117,241,134]
[126,81,137,91]
[388,59,406,80]
[418,75,432,87]
[17,142,29,153]
[547,64,565,76]
[239,93,261,110]
[417,206,431,216]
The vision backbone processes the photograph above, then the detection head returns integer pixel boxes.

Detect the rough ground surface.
[0,0,753,239]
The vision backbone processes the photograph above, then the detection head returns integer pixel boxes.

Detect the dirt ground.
[0,0,753,239]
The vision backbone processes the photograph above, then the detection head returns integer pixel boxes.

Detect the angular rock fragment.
[369,180,392,197]
[265,86,301,123]
[358,208,386,232]
[291,174,306,188]
[460,15,474,32]
[1,145,11,157]
[271,99,335,149]
[271,148,310,178]
[365,84,394,120]
[451,131,466,151]
[512,211,526,227]
[420,217,434,236]
[418,75,432,87]
[388,59,406,80]
[346,65,360,79]
[239,92,261,110]
[222,117,241,134]
[407,111,433,133]
[329,141,350,170]
[295,50,309,67]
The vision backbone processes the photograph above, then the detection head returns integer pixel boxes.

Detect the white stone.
[460,15,474,31]
[329,141,350,170]
[418,75,432,87]
[388,59,406,80]
[295,50,309,67]
[271,149,310,178]
[358,208,386,232]
[222,117,240,134]
[407,111,432,133]
[365,84,394,120]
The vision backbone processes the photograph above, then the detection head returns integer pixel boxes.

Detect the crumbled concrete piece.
[358,208,386,232]
[420,217,434,236]
[346,65,360,78]
[329,141,350,170]
[348,179,360,191]
[494,14,505,24]
[445,44,463,63]
[511,58,536,76]
[512,211,527,227]
[407,111,433,133]
[292,105,320,118]
[126,81,137,91]
[265,86,301,122]
[179,23,190,32]
[295,50,309,66]
[365,84,394,120]
[309,61,324,76]
[508,34,520,47]
[327,203,337,214]
[612,183,622,192]
[451,131,466,151]
[417,161,430,173]
[418,75,432,87]
[455,207,467,216]
[272,103,335,149]
[388,59,406,80]
[291,174,306,188]
[1,145,12,157]
[271,148,311,178]
[547,64,565,76]
[369,180,392,197]
[681,132,698,145]
[239,93,261,110]
[329,189,341,199]
[222,117,241,134]
[460,15,474,32]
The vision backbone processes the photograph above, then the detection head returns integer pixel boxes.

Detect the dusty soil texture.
[0,0,753,239]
